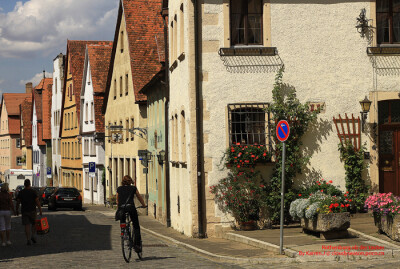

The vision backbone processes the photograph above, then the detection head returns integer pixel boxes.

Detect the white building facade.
[51,54,65,187]
[168,0,400,237]
[32,101,46,187]
[79,44,111,205]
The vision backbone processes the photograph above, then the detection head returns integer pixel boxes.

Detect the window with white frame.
[90,102,94,122]
[90,138,96,156]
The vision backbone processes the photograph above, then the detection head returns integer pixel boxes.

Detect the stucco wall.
[197,0,400,234]
[52,55,63,187]
[104,12,148,200]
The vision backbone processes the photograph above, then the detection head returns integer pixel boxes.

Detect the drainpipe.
[194,0,205,238]
[161,5,171,227]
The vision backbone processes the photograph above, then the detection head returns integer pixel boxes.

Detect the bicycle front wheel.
[121,227,132,263]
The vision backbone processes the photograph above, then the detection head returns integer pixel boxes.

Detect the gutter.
[161,3,171,228]
[194,0,205,238]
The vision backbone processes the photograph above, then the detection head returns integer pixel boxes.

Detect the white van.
[4,169,34,191]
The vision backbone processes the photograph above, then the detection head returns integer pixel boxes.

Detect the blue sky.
[0,0,119,94]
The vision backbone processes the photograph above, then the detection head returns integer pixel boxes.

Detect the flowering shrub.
[290,192,349,220]
[225,143,271,168]
[364,193,400,218]
[298,178,343,198]
[210,170,266,222]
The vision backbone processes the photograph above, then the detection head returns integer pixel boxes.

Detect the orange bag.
[35,217,49,234]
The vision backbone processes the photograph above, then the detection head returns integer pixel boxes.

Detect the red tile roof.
[20,97,33,147]
[63,41,112,123]
[2,93,31,116]
[124,0,164,102]
[102,0,164,112]
[35,78,53,140]
[8,117,21,135]
[32,83,45,146]
[1,93,31,135]
[86,43,113,133]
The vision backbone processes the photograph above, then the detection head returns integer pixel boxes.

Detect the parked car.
[48,187,82,211]
[13,185,24,199]
[41,187,56,206]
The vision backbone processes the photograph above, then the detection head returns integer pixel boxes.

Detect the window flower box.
[225,143,272,169]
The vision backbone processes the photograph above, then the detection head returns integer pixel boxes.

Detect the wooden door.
[379,100,400,195]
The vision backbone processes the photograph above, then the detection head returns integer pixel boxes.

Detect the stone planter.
[301,212,350,239]
[374,213,400,242]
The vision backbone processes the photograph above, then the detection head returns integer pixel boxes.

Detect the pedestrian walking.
[0,183,15,246]
[16,179,42,245]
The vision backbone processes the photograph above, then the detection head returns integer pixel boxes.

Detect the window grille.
[227,103,270,148]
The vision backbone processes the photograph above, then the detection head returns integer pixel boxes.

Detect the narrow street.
[2,206,400,268]
[0,206,235,268]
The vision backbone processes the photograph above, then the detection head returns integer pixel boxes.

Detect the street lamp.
[157,150,165,165]
[359,96,372,132]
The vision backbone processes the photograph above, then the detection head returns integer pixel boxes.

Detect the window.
[85,171,89,190]
[90,102,94,122]
[170,21,175,60]
[69,85,73,101]
[84,139,89,156]
[120,31,124,52]
[228,103,269,145]
[230,0,263,45]
[130,118,134,140]
[58,139,61,155]
[126,119,129,141]
[55,78,58,94]
[180,4,184,54]
[16,138,20,148]
[174,15,178,59]
[114,79,117,99]
[181,111,186,162]
[377,0,400,44]
[91,139,96,156]
[125,74,129,95]
[85,103,88,122]
[17,156,23,166]
[75,113,78,128]
[53,139,56,154]
[120,76,123,97]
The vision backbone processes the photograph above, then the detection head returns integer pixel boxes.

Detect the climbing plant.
[338,141,369,212]
[265,68,319,224]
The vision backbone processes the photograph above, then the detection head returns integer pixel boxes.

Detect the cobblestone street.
[2,206,400,269]
[0,207,238,268]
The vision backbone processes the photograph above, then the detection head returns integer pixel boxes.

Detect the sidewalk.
[89,205,400,264]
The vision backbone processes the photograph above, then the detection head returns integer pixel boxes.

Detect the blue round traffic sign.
[276,120,290,142]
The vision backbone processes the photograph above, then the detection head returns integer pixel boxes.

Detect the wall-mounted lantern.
[360,96,372,132]
[157,150,165,165]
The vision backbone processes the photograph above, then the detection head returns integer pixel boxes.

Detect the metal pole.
[280,142,286,255]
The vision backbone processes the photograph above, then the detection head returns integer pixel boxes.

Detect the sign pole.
[280,141,286,255]
[276,119,290,255]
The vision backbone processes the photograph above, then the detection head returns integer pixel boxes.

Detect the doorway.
[379,100,400,195]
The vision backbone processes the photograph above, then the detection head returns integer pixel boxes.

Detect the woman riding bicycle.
[116,175,146,252]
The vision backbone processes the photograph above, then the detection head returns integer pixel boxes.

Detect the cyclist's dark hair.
[122,175,133,186]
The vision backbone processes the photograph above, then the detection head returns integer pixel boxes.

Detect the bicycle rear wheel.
[121,225,132,262]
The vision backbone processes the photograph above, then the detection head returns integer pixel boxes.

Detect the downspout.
[161,5,171,227]
[194,0,205,238]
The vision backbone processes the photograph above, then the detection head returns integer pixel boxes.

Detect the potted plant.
[365,193,400,241]
[210,169,266,230]
[290,192,351,239]
[224,143,271,169]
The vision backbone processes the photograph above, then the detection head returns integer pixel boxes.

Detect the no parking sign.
[276,120,290,142]
[276,120,290,255]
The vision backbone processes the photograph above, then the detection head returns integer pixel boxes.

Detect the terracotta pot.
[239,220,257,231]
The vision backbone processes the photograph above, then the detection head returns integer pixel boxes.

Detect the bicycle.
[120,205,147,263]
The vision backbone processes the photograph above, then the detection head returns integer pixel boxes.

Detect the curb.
[140,226,289,265]
[348,228,400,250]
[223,232,297,258]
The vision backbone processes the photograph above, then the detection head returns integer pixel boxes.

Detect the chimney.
[25,82,33,94]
